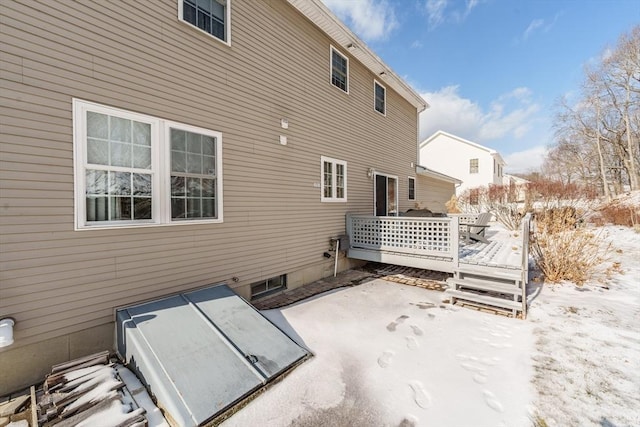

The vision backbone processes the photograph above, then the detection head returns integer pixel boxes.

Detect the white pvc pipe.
[0,318,15,347]
[333,239,340,277]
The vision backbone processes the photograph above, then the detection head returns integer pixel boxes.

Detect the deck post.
[520,213,531,317]
[345,213,354,250]
[450,215,459,271]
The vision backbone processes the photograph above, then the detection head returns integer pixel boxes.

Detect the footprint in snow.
[378,350,394,368]
[387,315,409,332]
[405,336,419,350]
[410,325,424,336]
[489,342,513,349]
[483,390,504,413]
[460,362,487,374]
[398,414,419,426]
[409,381,432,409]
[490,331,512,338]
[473,373,488,384]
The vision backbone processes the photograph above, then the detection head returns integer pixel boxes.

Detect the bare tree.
[545,25,640,195]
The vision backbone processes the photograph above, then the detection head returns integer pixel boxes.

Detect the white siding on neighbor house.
[0,0,420,368]
[419,131,505,195]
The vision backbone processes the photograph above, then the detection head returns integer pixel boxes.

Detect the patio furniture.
[460,212,492,244]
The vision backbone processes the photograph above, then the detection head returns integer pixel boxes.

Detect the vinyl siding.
[416,175,456,213]
[0,0,419,353]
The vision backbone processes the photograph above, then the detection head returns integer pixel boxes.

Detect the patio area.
[345,213,531,316]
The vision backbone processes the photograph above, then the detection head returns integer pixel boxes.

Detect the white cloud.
[503,146,548,173]
[524,19,544,40]
[423,0,483,30]
[419,85,541,144]
[322,0,398,41]
[425,0,448,28]
[519,13,561,43]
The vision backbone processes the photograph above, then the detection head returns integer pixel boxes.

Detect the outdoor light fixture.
[0,317,15,347]
[367,168,375,178]
[346,43,356,51]
[379,71,387,77]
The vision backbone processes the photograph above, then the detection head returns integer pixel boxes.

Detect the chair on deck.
[460,212,492,244]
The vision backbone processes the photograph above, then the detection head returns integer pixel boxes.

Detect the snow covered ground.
[528,226,640,427]
[221,226,639,427]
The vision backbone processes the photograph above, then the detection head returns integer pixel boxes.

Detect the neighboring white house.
[503,173,530,202]
[419,130,506,195]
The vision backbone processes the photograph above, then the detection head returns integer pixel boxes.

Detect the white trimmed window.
[321,156,347,202]
[73,99,223,229]
[470,158,479,174]
[408,177,416,200]
[374,80,386,115]
[330,46,349,93]
[179,0,230,44]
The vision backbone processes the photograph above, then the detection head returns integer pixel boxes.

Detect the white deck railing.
[346,214,460,261]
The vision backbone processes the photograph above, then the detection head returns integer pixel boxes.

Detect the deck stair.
[445,271,525,317]
[346,213,531,318]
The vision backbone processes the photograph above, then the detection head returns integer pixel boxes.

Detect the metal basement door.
[116,284,309,426]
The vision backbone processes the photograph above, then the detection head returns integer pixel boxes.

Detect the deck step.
[456,265,523,281]
[445,289,522,311]
[447,277,521,296]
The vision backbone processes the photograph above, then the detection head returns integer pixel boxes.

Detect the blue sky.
[322,0,640,173]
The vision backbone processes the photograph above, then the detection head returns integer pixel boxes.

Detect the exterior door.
[374,173,398,216]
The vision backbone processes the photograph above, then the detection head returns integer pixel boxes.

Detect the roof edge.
[416,165,462,184]
[420,131,506,165]
[286,0,428,112]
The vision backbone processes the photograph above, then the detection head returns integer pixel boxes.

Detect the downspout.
[334,239,339,277]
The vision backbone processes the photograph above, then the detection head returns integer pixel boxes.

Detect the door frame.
[373,172,399,216]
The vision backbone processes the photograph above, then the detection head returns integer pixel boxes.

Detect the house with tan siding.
[0,0,433,394]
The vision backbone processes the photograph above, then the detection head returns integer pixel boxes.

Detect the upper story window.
[73,99,223,230]
[330,46,349,93]
[321,156,347,202]
[374,80,386,115]
[408,177,416,200]
[470,158,479,174]
[179,0,230,44]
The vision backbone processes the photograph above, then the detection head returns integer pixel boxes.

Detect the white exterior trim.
[373,79,386,116]
[320,155,347,202]
[373,172,398,216]
[178,0,232,47]
[329,45,349,94]
[287,0,426,111]
[73,99,224,230]
[408,176,416,200]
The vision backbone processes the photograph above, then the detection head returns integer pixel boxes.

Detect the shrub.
[530,214,611,285]
[592,203,640,228]
[457,185,525,230]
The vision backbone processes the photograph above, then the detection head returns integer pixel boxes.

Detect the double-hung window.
[408,177,416,201]
[374,80,386,115]
[469,158,479,174]
[330,46,349,93]
[73,99,223,229]
[321,156,347,202]
[179,0,230,44]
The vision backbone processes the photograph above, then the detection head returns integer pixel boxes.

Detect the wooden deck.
[346,213,531,317]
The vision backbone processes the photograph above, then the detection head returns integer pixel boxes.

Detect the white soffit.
[286,0,428,112]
